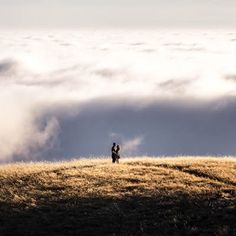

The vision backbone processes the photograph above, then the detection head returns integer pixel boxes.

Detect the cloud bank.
[1,30,236,162]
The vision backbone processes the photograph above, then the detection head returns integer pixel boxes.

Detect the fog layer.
[1,30,236,161]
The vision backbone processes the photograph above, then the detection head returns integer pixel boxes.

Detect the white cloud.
[0,30,236,161]
[122,137,143,155]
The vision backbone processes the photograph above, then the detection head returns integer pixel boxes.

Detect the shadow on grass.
[0,193,235,236]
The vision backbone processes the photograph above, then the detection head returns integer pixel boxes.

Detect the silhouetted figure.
[115,145,120,163]
[111,143,116,163]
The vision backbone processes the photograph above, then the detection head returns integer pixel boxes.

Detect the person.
[115,145,120,163]
[111,143,116,163]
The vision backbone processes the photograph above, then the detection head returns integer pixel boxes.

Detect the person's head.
[113,142,116,146]
[117,145,120,149]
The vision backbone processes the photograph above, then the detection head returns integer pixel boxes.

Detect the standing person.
[115,145,120,163]
[111,143,116,163]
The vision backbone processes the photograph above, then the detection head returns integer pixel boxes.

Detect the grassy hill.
[0,157,235,236]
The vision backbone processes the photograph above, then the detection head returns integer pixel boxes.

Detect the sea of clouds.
[1,30,236,162]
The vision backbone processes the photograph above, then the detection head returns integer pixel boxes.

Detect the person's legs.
[116,155,120,163]
[115,154,118,163]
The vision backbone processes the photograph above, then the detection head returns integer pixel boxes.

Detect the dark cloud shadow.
[158,79,192,94]
[33,97,236,161]
[225,74,236,82]
[93,68,124,78]
[141,48,156,53]
[60,43,73,47]
[0,59,18,76]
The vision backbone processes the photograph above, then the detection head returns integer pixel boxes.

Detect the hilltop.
[0,157,235,235]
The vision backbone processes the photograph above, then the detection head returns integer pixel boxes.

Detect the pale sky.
[0,0,235,28]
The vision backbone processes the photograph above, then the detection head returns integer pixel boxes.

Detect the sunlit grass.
[0,157,235,235]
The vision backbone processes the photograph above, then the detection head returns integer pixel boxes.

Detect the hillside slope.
[0,157,235,235]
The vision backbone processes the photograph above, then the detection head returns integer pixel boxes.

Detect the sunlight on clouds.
[1,30,236,161]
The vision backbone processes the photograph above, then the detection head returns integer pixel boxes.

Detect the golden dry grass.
[0,157,235,235]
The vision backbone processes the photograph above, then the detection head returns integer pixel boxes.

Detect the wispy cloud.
[109,132,143,155]
[122,137,143,155]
